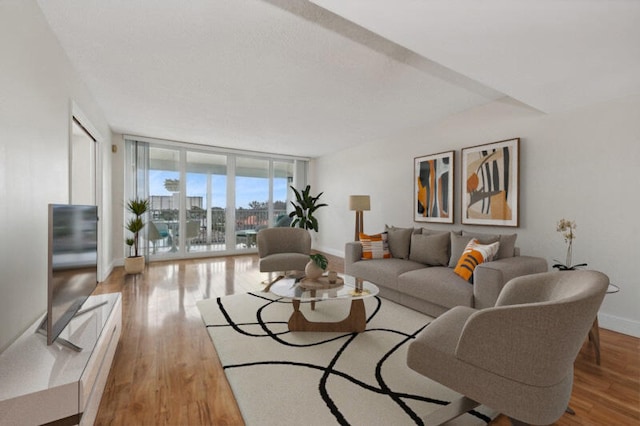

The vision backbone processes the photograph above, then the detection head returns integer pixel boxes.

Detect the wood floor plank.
[93,254,639,425]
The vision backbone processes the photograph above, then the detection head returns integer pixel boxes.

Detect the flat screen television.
[46,204,98,347]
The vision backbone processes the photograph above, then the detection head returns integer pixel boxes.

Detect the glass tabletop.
[269,274,379,302]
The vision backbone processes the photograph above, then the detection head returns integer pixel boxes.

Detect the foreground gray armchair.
[257,227,311,276]
[407,270,609,425]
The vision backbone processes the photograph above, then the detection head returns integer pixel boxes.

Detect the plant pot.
[305,260,325,280]
[124,256,145,274]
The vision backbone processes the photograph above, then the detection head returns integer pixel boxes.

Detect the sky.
[149,170,289,208]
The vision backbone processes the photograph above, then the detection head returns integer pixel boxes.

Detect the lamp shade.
[349,195,370,211]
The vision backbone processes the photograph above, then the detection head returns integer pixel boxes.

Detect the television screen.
[47,204,98,346]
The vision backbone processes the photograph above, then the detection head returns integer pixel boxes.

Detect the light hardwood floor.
[94,254,640,425]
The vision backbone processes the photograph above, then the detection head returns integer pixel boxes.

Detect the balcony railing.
[147,208,289,253]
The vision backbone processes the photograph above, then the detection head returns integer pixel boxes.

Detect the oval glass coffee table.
[268,274,379,333]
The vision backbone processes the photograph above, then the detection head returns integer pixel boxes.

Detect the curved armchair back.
[257,227,311,258]
[407,270,608,425]
[456,271,608,387]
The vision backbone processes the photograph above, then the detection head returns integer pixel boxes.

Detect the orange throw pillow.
[360,232,391,260]
[454,239,500,281]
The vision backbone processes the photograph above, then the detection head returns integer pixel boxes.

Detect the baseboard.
[317,246,344,258]
[99,261,116,282]
[599,313,640,338]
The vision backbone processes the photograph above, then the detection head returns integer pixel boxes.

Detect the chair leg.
[262,274,284,292]
[421,396,480,425]
[588,317,602,365]
[261,272,280,285]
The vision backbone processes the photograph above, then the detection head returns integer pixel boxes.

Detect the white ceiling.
[37,0,640,158]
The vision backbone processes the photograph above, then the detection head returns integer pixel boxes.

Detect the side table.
[588,283,619,365]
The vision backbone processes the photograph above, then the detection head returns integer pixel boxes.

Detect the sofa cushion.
[454,239,500,281]
[360,232,391,259]
[462,231,517,259]
[398,267,474,309]
[349,259,425,291]
[385,225,414,259]
[409,232,450,266]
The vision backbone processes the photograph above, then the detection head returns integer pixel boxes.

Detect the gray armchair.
[257,227,311,276]
[407,270,609,425]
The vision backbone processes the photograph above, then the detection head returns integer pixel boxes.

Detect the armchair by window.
[257,227,311,279]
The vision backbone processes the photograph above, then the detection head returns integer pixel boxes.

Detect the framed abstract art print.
[461,138,519,227]
[414,151,454,223]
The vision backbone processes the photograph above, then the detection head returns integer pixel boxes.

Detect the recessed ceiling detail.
[37,0,640,157]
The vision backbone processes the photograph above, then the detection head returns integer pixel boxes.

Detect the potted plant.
[124,198,150,274]
[288,185,328,232]
[305,253,328,280]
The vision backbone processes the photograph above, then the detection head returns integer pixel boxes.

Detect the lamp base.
[354,211,364,241]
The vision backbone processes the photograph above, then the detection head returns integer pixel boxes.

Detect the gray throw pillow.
[449,233,474,267]
[409,232,450,266]
[497,233,517,259]
[462,231,517,259]
[421,227,452,236]
[461,231,500,245]
[385,225,413,259]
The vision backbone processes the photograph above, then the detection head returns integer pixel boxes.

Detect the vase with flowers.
[552,218,587,271]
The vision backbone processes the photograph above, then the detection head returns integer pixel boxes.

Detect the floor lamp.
[349,195,370,241]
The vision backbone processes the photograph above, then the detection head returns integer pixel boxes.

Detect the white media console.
[0,293,122,425]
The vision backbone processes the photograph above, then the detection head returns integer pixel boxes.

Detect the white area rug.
[197,292,496,426]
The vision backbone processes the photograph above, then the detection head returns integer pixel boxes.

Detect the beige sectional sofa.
[345,226,548,318]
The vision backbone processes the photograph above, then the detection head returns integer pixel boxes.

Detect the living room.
[1,0,639,424]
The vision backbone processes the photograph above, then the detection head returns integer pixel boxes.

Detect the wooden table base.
[288,299,366,332]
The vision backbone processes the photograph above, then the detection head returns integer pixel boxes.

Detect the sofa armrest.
[345,241,362,271]
[473,256,548,309]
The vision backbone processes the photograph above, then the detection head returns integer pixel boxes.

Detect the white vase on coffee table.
[304,260,324,280]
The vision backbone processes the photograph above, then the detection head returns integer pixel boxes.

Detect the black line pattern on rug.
[207,292,365,346]
[207,293,491,425]
[374,323,491,424]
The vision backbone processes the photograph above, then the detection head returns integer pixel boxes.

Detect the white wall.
[314,95,640,337]
[0,0,112,351]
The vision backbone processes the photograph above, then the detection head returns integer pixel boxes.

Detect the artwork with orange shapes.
[461,138,519,227]
[414,151,454,223]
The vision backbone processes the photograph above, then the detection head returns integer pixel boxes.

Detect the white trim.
[70,101,105,281]
[72,101,103,142]
[598,312,640,338]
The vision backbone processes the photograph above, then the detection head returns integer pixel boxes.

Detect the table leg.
[287,299,366,332]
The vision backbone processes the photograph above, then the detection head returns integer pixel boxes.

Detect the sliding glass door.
[125,138,306,260]
[147,147,181,256]
[274,161,294,226]
[235,157,269,249]
[186,151,227,252]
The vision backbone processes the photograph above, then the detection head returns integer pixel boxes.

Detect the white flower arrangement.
[553,218,587,270]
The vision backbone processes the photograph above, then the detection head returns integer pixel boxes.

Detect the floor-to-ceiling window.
[146,146,181,257]
[125,137,307,260]
[186,151,227,252]
[274,161,294,226]
[234,157,269,249]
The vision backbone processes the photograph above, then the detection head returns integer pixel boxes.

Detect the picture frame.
[414,151,454,223]
[461,138,519,227]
